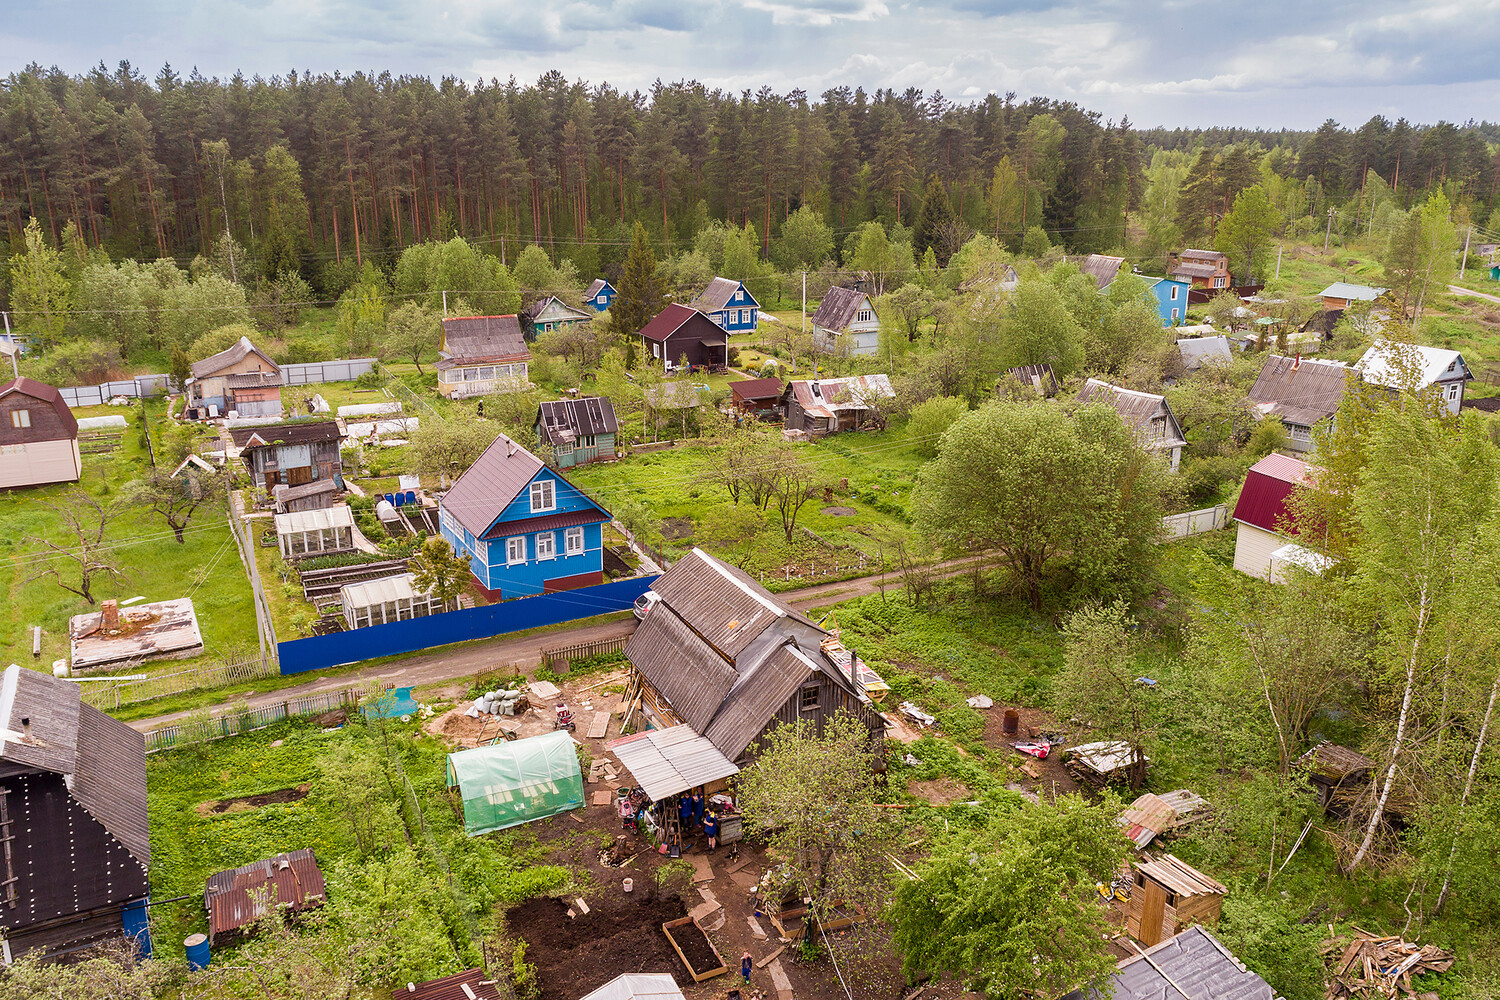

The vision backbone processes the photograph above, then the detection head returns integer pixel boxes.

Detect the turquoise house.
[535,397,619,469]
[1142,276,1192,326]
[438,433,611,600]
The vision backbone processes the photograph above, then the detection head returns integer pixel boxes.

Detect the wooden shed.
[1299,741,1374,812]
[1126,854,1227,947]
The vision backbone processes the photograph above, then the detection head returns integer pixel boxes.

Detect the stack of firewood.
[1320,927,1454,998]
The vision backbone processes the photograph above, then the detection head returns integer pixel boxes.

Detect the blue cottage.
[1143,276,1192,327]
[585,278,617,312]
[439,433,612,600]
[690,277,760,334]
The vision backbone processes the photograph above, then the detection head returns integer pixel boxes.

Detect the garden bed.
[505,893,692,1000]
[661,915,729,981]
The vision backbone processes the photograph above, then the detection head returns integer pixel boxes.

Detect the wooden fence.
[79,654,279,711]
[541,635,629,673]
[143,687,363,753]
[1162,504,1230,540]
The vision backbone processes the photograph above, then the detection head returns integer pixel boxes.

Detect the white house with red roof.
[1231,453,1332,582]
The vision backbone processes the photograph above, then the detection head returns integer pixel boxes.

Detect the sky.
[4,0,1498,129]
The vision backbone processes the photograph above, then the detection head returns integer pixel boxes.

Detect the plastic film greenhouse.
[445,730,585,835]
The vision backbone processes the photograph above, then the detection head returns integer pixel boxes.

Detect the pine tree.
[912,176,957,266]
[613,222,666,337]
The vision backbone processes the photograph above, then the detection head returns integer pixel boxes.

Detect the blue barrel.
[185,932,210,970]
[122,898,152,958]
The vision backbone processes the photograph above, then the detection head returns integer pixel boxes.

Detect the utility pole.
[1275,245,1282,280]
[801,271,807,337]
[1460,225,1473,275]
[1323,208,1335,253]
[442,290,448,317]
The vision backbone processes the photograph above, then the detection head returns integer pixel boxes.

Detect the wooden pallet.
[586,711,611,740]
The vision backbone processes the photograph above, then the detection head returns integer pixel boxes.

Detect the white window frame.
[530,479,556,513]
[463,367,479,381]
[582,434,595,448]
[10,409,29,429]
[1447,383,1459,400]
[565,526,584,555]
[506,536,526,565]
[536,532,557,561]
[1170,286,1179,300]
[478,366,495,379]
[652,342,661,359]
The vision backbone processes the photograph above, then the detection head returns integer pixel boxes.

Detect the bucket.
[623,878,634,893]
[184,933,210,971]
[1002,709,1020,736]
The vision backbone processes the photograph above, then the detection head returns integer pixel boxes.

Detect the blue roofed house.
[584,279,617,312]
[438,433,612,600]
[690,277,760,334]
[1143,276,1192,326]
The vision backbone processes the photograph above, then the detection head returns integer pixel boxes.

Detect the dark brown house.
[636,304,728,372]
[0,664,150,962]
[625,548,884,764]
[729,377,785,417]
[229,419,345,490]
[0,376,81,490]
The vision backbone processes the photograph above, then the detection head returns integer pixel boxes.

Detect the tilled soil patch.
[195,784,311,815]
[506,893,691,1000]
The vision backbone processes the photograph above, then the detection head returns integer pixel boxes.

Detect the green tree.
[381,301,439,372]
[409,535,472,610]
[997,278,1085,378]
[1052,600,1156,788]
[1215,185,1282,285]
[121,469,226,544]
[170,348,191,392]
[409,419,498,487]
[774,205,834,271]
[735,715,889,916]
[912,175,957,266]
[8,218,72,347]
[1019,224,1052,258]
[913,401,1170,608]
[907,395,967,458]
[613,222,667,336]
[844,221,915,297]
[890,795,1128,1000]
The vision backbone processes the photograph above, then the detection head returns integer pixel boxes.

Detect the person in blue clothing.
[678,793,694,831]
[703,809,719,853]
[689,789,705,830]
[741,952,753,985]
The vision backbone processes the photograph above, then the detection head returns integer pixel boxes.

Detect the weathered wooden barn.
[229,419,345,490]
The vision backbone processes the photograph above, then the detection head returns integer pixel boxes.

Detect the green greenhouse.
[445,730,585,835]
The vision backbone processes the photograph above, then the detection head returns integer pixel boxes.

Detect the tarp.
[445,730,584,835]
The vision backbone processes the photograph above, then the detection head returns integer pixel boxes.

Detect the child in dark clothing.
[704,810,719,853]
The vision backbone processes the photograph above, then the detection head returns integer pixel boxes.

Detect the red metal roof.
[481,507,609,540]
[1231,454,1312,534]
[638,303,713,343]
[391,969,505,1000]
[729,377,783,400]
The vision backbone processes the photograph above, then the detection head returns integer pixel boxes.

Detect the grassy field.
[0,401,259,670]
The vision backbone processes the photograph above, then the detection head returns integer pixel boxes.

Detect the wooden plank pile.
[1320,928,1454,998]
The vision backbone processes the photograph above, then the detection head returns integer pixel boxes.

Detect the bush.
[1178,455,1243,507]
[727,346,740,367]
[907,395,968,459]
[1214,893,1327,1000]
[355,367,385,389]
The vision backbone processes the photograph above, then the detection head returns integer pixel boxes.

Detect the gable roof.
[190,336,279,379]
[1247,354,1352,428]
[1232,452,1313,534]
[0,665,149,867]
[585,278,614,300]
[638,303,723,343]
[812,286,872,331]
[1006,364,1058,395]
[783,375,895,420]
[625,604,740,732]
[1176,335,1233,371]
[228,419,343,449]
[522,296,590,324]
[536,397,619,447]
[1169,261,1221,279]
[1061,926,1275,1000]
[439,315,530,365]
[1080,254,1125,290]
[1078,379,1186,449]
[702,643,819,758]
[1355,342,1472,390]
[439,432,545,538]
[690,276,758,312]
[730,378,784,402]
[1176,249,1226,262]
[0,376,78,437]
[1320,281,1387,302]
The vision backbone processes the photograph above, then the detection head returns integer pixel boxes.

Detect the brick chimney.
[1292,353,1301,371]
[101,599,119,629]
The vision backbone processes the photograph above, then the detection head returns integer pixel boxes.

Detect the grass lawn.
[0,402,259,670]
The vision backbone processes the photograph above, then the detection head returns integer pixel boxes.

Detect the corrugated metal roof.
[229,420,343,449]
[607,725,739,800]
[1231,453,1312,534]
[276,479,337,504]
[392,970,506,1000]
[275,504,354,535]
[585,279,612,300]
[784,375,895,421]
[225,370,285,389]
[439,315,529,364]
[702,644,816,759]
[206,849,326,940]
[1355,342,1470,390]
[652,549,790,659]
[191,336,279,379]
[1247,354,1352,428]
[811,286,869,331]
[536,396,619,446]
[1320,281,1387,301]
[1077,379,1186,450]
[625,606,738,731]
[1080,254,1125,290]
[730,378,784,401]
[1175,335,1232,371]
[1118,792,1176,849]
[1062,926,1274,1000]
[580,973,685,1000]
[439,432,544,538]
[690,277,754,313]
[1177,249,1226,262]
[340,573,432,609]
[1169,261,1221,278]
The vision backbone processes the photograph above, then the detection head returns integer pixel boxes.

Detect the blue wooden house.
[438,433,612,600]
[690,277,760,333]
[1143,276,1192,326]
[584,279,617,312]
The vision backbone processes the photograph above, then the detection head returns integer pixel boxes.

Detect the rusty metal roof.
[536,396,619,446]
[391,969,505,1000]
[729,378,784,401]
[229,419,343,449]
[206,849,326,941]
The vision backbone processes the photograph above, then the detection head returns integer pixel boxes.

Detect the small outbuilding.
[1298,741,1374,812]
[1175,334,1233,372]
[394,969,506,1000]
[1127,854,1227,947]
[535,396,618,468]
[205,849,326,946]
[780,375,895,437]
[1231,453,1320,582]
[0,376,82,489]
[275,505,355,559]
[1061,925,1275,1000]
[340,573,448,630]
[274,478,337,513]
[445,730,584,835]
[581,974,686,1000]
[729,377,784,417]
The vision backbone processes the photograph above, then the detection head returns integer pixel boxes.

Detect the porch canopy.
[445,730,584,835]
[607,725,739,801]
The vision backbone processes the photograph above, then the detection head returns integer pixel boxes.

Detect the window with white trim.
[857,309,873,323]
[536,532,556,560]
[1448,383,1459,400]
[463,367,479,381]
[565,526,584,555]
[9,409,30,429]
[652,342,661,359]
[506,536,526,565]
[479,366,495,379]
[1171,308,1180,321]
[530,479,556,512]
[1170,286,1179,300]
[582,434,595,447]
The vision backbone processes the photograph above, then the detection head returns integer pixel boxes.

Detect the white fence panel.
[1162,504,1230,539]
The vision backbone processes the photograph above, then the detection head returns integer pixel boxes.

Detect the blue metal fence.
[277,576,657,675]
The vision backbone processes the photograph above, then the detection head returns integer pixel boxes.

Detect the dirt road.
[126,556,987,732]
[1449,284,1500,305]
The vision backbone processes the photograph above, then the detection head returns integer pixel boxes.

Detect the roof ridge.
[692,548,786,618]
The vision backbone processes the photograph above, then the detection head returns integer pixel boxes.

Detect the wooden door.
[1138,879,1168,947]
[287,466,313,486]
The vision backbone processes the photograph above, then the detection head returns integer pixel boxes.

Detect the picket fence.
[540,635,629,672]
[1162,504,1231,539]
[143,687,362,753]
[79,654,279,711]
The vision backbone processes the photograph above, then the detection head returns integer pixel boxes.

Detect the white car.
[632,591,661,620]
